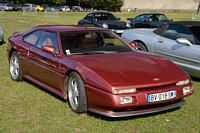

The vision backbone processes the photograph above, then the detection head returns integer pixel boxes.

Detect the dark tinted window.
[140,15,149,22]
[134,16,140,21]
[94,13,117,21]
[188,26,200,43]
[85,13,94,21]
[23,30,43,46]
[162,24,195,43]
[149,14,169,22]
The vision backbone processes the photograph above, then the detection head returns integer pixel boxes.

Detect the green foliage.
[10,0,66,5]
[10,0,124,11]
[105,0,123,11]
[90,0,124,11]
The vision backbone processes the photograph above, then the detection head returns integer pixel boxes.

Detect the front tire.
[0,37,3,45]
[67,72,87,113]
[9,51,23,81]
[137,42,148,52]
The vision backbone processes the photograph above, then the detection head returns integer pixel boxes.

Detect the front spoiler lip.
[88,99,186,118]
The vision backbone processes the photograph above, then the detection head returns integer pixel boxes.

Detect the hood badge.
[153,78,160,81]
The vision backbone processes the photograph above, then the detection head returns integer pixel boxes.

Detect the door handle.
[27,50,30,57]
[157,39,163,43]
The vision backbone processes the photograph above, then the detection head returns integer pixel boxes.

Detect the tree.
[90,0,124,11]
[12,0,123,11]
[105,0,123,12]
[11,0,67,5]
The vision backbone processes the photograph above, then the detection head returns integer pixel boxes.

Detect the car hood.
[71,52,188,87]
[98,20,127,28]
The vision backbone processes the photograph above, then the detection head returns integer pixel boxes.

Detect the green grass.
[0,11,200,133]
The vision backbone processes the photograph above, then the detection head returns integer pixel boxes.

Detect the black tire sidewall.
[137,43,147,52]
[10,51,23,81]
[67,72,88,113]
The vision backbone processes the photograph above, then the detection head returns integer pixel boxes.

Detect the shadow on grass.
[87,107,181,121]
[0,40,6,46]
[23,78,181,121]
[23,78,66,103]
[191,76,200,82]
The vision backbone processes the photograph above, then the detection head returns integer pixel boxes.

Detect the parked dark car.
[7,25,193,117]
[13,4,20,11]
[78,12,130,35]
[127,12,172,28]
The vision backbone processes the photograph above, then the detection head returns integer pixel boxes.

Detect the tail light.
[130,41,137,50]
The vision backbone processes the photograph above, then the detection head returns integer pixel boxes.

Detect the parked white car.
[0,26,4,45]
[121,21,200,78]
[59,6,70,11]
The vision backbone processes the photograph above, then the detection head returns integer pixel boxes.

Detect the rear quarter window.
[23,30,43,46]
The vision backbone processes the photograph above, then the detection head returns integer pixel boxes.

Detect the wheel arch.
[8,48,17,62]
[134,40,148,52]
[63,69,86,99]
[65,69,88,113]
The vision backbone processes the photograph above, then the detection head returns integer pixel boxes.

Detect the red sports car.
[7,25,193,117]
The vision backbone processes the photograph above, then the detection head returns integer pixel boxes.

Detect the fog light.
[183,86,190,95]
[120,96,132,104]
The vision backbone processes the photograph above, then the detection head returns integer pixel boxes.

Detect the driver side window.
[86,14,94,21]
[140,15,148,22]
[37,31,59,54]
[162,24,195,43]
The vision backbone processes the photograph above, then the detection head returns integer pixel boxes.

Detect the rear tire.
[67,72,87,113]
[137,42,148,52]
[9,51,23,81]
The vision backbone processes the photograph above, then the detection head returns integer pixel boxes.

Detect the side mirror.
[118,18,121,20]
[176,38,192,46]
[42,45,56,55]
[171,19,173,22]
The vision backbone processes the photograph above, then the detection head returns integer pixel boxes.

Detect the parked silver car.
[121,21,200,78]
[0,26,4,45]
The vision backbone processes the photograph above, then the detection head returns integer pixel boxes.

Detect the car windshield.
[60,30,133,55]
[149,14,169,22]
[94,13,118,21]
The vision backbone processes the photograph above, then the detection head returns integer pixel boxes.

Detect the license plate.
[116,30,124,33]
[147,90,176,102]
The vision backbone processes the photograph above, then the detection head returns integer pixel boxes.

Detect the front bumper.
[89,99,186,117]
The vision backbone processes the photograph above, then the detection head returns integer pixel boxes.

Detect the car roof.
[170,21,200,27]
[90,11,113,15]
[141,12,164,15]
[34,25,108,32]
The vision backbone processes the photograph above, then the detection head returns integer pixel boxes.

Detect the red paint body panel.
[7,25,193,117]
